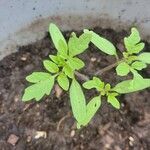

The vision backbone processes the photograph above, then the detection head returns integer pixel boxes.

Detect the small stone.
[80,134,84,138]
[129,136,134,146]
[91,57,97,62]
[27,136,32,142]
[21,56,27,61]
[129,136,134,142]
[70,130,75,137]
[34,131,47,139]
[7,134,19,146]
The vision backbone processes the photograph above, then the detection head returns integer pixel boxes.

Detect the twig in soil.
[57,112,71,131]
[75,71,89,81]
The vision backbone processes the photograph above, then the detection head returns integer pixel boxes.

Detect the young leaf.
[113,78,150,94]
[107,94,120,109]
[90,31,117,55]
[116,62,130,76]
[83,77,104,91]
[131,61,147,70]
[67,57,85,70]
[138,52,150,64]
[124,28,144,54]
[49,55,65,66]
[22,76,55,101]
[57,39,68,58]
[63,65,74,78]
[69,79,86,126]
[43,60,59,73]
[26,72,51,83]
[49,23,68,52]
[68,33,91,57]
[85,96,101,125]
[57,72,69,91]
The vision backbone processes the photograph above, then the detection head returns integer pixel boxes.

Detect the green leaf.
[26,72,51,83]
[105,83,111,91]
[67,57,85,70]
[116,62,130,76]
[69,79,86,126]
[90,31,116,55]
[57,72,69,91]
[113,78,150,94]
[124,28,144,54]
[68,32,92,57]
[22,76,55,101]
[57,39,68,58]
[49,55,65,66]
[49,23,68,53]
[138,52,150,64]
[63,65,74,78]
[43,60,59,73]
[85,96,101,124]
[131,61,147,70]
[83,77,104,91]
[107,94,120,109]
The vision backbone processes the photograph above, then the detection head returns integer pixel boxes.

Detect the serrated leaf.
[131,61,147,70]
[105,83,111,91]
[83,77,104,91]
[85,96,101,124]
[116,62,130,76]
[113,78,150,94]
[49,23,68,52]
[68,33,91,57]
[49,55,65,66]
[22,76,55,101]
[129,43,145,54]
[69,79,86,125]
[57,72,69,91]
[26,72,51,83]
[107,94,120,109]
[90,31,116,55]
[124,28,144,54]
[43,60,59,73]
[67,57,85,70]
[138,52,150,64]
[63,65,74,78]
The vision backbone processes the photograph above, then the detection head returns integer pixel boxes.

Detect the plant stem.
[75,59,123,81]
[95,59,123,76]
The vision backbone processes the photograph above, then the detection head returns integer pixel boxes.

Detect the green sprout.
[22,23,150,129]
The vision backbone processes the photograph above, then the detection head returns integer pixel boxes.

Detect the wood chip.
[54,84,63,98]
[34,131,47,139]
[7,134,19,146]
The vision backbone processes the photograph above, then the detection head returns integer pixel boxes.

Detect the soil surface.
[0,27,150,150]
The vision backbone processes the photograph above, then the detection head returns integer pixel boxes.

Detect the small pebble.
[34,131,47,139]
[90,57,97,62]
[27,136,32,142]
[70,130,75,137]
[21,56,27,61]
[7,134,19,146]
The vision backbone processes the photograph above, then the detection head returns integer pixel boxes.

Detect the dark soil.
[0,27,150,150]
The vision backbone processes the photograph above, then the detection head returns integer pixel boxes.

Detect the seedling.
[22,23,150,129]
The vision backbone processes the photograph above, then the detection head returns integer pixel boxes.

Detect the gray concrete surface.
[0,0,150,60]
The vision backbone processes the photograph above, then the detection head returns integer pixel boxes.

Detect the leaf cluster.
[22,24,150,129]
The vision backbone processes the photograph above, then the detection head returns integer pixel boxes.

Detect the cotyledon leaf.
[49,23,68,53]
